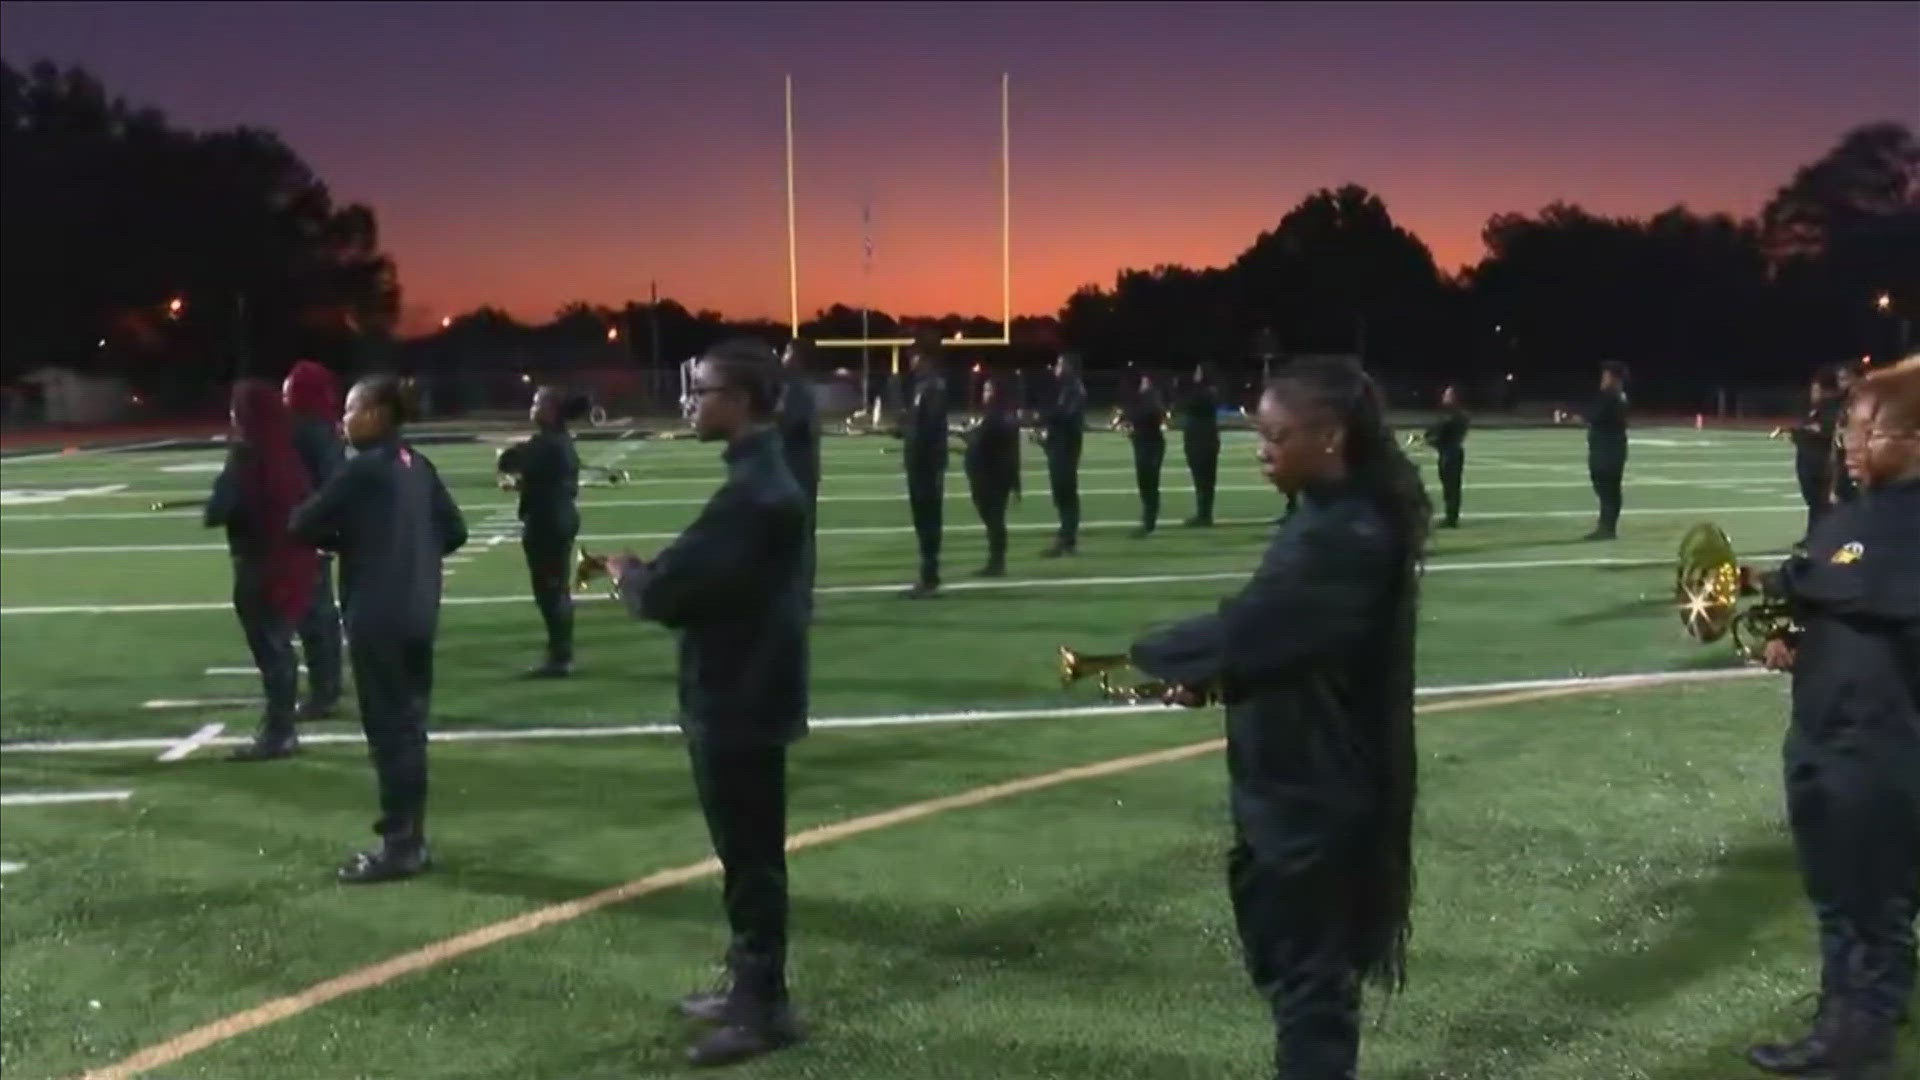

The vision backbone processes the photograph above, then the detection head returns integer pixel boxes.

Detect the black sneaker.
[1583,528,1617,542]
[1181,516,1212,528]
[1748,996,1838,1076]
[901,581,940,600]
[974,563,1006,578]
[229,728,299,762]
[523,660,572,679]
[1039,542,1075,559]
[296,699,339,722]
[1129,526,1153,539]
[337,840,430,885]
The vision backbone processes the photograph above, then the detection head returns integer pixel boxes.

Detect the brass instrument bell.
[1674,522,1796,662]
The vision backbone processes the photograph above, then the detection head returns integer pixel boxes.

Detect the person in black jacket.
[599,338,810,1068]
[1831,360,1863,507]
[780,340,822,606]
[208,379,318,762]
[282,359,346,718]
[1781,367,1842,541]
[1748,359,1919,1080]
[962,374,1021,577]
[1127,356,1429,1080]
[899,331,949,598]
[1422,384,1470,529]
[1558,361,1630,540]
[1124,372,1167,537]
[497,386,586,677]
[1181,362,1221,528]
[290,375,467,884]
[1039,352,1087,557]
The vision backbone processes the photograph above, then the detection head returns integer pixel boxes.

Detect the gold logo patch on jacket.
[1831,541,1864,565]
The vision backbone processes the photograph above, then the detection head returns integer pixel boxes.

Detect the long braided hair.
[1267,357,1431,991]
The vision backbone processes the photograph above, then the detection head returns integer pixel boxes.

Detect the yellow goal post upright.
[783,73,1014,400]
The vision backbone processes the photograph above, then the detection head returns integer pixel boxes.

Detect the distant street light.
[521,373,533,384]
[440,315,453,329]
[1876,293,1892,312]
[167,297,184,318]
[606,326,620,342]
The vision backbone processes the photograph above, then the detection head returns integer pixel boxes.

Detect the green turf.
[1,427,1910,1078]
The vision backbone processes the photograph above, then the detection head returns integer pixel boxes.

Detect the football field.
[2,425,1909,1079]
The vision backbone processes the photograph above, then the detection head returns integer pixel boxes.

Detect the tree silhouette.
[1,61,399,398]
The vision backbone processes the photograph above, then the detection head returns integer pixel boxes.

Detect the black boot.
[1040,540,1074,558]
[523,658,571,679]
[1182,515,1212,528]
[686,998,804,1068]
[901,579,939,599]
[230,723,299,762]
[1827,1005,1900,1080]
[974,561,1006,578]
[337,835,430,885]
[1748,998,1839,1076]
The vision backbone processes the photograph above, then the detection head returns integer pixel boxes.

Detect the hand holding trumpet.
[573,546,644,598]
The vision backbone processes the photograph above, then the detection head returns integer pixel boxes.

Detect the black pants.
[1786,743,1920,1023]
[1589,461,1624,534]
[1185,435,1218,523]
[349,630,434,842]
[1047,439,1081,548]
[1229,835,1362,1079]
[1133,436,1165,531]
[969,478,1011,568]
[522,531,575,664]
[1796,466,1832,540]
[689,740,791,1002]
[1437,451,1463,525]
[905,460,944,586]
[232,562,298,726]
[297,556,343,710]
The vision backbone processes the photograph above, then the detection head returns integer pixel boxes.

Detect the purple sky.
[3,1,1915,332]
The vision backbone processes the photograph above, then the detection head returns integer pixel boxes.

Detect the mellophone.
[1673,521,1798,662]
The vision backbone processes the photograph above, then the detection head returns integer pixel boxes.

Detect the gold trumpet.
[573,546,619,599]
[1674,522,1797,662]
[1057,645,1216,706]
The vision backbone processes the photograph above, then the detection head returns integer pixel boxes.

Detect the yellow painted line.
[79,680,1706,1078]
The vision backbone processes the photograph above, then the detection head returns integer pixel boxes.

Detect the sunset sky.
[3,1,1915,333]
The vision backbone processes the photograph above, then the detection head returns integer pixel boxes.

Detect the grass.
[1,426,1910,1079]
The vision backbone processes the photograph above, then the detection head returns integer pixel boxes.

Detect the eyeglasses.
[686,384,730,398]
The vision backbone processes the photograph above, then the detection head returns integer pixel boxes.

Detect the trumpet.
[1674,522,1798,662]
[1057,645,1217,706]
[573,546,620,599]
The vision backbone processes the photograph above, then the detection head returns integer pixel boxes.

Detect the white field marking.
[157,462,224,474]
[156,722,226,762]
[0,475,1797,523]
[0,861,22,874]
[0,503,1797,557]
[1,437,208,464]
[2,667,1774,757]
[0,552,1768,617]
[207,665,307,675]
[0,790,134,806]
[142,698,259,710]
[0,483,130,507]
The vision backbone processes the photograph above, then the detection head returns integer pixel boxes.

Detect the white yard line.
[0,790,134,805]
[0,502,1800,556]
[206,665,306,675]
[0,473,1793,523]
[142,698,259,710]
[0,668,1774,757]
[0,551,1759,617]
[156,722,226,762]
[0,861,23,874]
